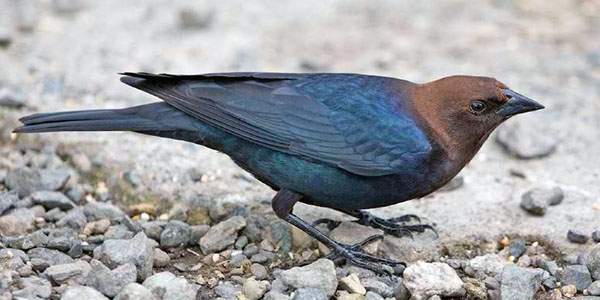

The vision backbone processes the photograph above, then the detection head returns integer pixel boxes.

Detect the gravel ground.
[1,0,600,299]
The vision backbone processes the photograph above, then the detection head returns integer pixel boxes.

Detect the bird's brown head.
[413,75,544,163]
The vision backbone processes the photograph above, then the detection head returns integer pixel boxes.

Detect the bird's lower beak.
[496,88,544,118]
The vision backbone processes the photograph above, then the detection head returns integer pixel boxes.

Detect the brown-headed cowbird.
[14,72,543,273]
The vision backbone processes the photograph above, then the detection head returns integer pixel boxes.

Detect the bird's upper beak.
[496,88,544,118]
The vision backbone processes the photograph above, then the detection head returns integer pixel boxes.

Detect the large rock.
[31,191,76,210]
[200,216,246,254]
[42,260,91,285]
[114,283,158,300]
[588,245,600,281]
[280,259,338,297]
[500,264,544,300]
[12,276,51,299]
[0,207,36,236]
[142,272,198,300]
[27,248,74,266]
[86,260,137,297]
[5,168,70,197]
[61,286,109,300]
[93,232,154,280]
[403,261,465,300]
[558,265,593,292]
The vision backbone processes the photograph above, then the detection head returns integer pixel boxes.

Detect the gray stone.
[403,261,465,300]
[0,207,36,236]
[44,207,65,222]
[121,215,142,233]
[251,263,268,280]
[141,221,164,241]
[568,230,590,244]
[496,118,559,159]
[31,191,75,210]
[243,277,269,300]
[21,230,49,249]
[235,235,249,249]
[114,283,158,300]
[588,281,600,296]
[244,244,260,257]
[124,170,142,187]
[61,286,109,300]
[65,185,86,204]
[104,225,134,240]
[509,238,527,258]
[178,8,214,29]
[361,278,395,298]
[46,228,79,251]
[13,276,51,299]
[280,259,337,297]
[251,252,268,263]
[526,187,564,207]
[142,272,198,300]
[28,247,74,266]
[0,191,18,215]
[541,260,559,276]
[215,281,242,298]
[0,248,28,261]
[589,245,600,280]
[230,253,250,268]
[167,203,187,221]
[593,231,600,243]
[160,220,191,247]
[86,259,137,297]
[68,242,83,258]
[0,256,32,276]
[153,248,170,267]
[292,288,328,300]
[56,207,87,229]
[5,168,70,197]
[83,202,125,222]
[520,190,548,215]
[93,232,154,281]
[558,265,592,292]
[500,264,544,300]
[42,260,91,285]
[264,291,292,300]
[365,291,385,300]
[464,253,508,279]
[269,220,292,254]
[200,215,246,254]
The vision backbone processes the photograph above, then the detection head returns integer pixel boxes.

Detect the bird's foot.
[354,211,437,238]
[324,234,403,274]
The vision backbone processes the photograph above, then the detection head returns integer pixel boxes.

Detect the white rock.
[403,261,465,300]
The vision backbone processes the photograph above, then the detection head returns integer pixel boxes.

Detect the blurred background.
[1,0,600,283]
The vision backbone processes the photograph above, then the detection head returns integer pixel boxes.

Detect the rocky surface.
[0,0,599,299]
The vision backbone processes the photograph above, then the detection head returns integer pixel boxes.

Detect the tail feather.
[14,102,194,133]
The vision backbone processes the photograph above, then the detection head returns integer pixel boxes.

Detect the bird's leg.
[272,189,403,274]
[313,209,436,238]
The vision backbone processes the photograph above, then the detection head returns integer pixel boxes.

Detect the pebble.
[569,230,590,244]
[124,170,142,186]
[199,215,246,254]
[93,232,154,281]
[56,207,87,229]
[21,230,49,249]
[593,231,600,243]
[339,273,366,295]
[361,278,395,298]
[83,202,125,222]
[244,244,260,257]
[62,286,109,300]
[589,244,600,280]
[292,287,328,300]
[86,259,137,297]
[0,191,18,215]
[143,272,198,300]
[12,276,51,299]
[168,203,188,221]
[0,207,36,235]
[5,168,70,198]
[562,284,577,297]
[230,253,250,268]
[68,243,83,258]
[83,219,111,235]
[104,224,134,239]
[235,235,249,249]
[251,263,268,280]
[114,283,158,300]
[28,247,74,266]
[280,259,338,298]
[141,221,164,240]
[243,277,269,300]
[1,248,27,261]
[520,190,548,215]
[500,264,544,300]
[463,253,508,279]
[46,228,79,251]
[264,291,292,300]
[403,261,465,300]
[153,248,170,267]
[365,291,385,300]
[31,191,76,210]
[268,220,292,253]
[178,8,215,29]
[558,265,593,292]
[42,260,91,285]
[160,220,191,247]
[509,238,528,258]
[541,260,559,276]
[588,281,600,296]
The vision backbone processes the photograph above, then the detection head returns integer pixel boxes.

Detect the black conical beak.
[496,88,544,118]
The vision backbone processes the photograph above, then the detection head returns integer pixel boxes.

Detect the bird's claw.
[355,211,438,238]
[324,234,403,275]
[312,218,341,230]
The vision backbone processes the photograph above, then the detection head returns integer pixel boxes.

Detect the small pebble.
[592,231,600,243]
[568,230,589,244]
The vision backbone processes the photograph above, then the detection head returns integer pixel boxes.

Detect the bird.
[14,72,544,273]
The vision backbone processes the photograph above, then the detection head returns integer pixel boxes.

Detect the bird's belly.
[229,142,440,211]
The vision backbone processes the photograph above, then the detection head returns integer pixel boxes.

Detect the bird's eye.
[470,100,486,114]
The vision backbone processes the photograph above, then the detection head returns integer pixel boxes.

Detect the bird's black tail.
[14,102,187,133]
